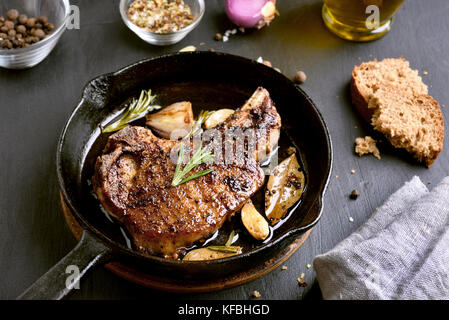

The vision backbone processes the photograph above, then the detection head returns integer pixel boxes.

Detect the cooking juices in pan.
[80,96,307,260]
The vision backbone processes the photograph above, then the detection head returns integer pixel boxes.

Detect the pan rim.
[56,51,333,267]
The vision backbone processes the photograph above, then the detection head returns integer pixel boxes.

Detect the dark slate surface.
[1,0,448,300]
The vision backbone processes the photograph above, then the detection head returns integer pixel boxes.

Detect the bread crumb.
[349,217,354,222]
[252,290,261,298]
[336,175,339,179]
[306,264,311,269]
[423,71,428,75]
[297,279,307,287]
[351,169,356,174]
[262,60,272,67]
[300,272,305,279]
[355,136,381,159]
[281,265,288,270]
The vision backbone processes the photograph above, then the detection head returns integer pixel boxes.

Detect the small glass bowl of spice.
[0,0,70,69]
[120,0,205,46]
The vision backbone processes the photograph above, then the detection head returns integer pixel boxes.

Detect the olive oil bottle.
[322,0,405,41]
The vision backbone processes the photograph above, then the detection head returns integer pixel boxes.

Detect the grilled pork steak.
[93,87,281,258]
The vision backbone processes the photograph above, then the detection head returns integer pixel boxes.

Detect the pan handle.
[17,230,113,300]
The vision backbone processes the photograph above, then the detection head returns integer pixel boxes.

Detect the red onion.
[225,0,277,29]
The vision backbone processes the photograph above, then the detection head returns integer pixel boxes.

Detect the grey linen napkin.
[313,176,449,300]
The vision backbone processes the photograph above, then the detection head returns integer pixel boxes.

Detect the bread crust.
[350,73,373,123]
[419,95,444,167]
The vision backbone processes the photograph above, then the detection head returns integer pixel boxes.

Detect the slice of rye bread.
[351,57,444,167]
[351,57,428,123]
[368,85,444,167]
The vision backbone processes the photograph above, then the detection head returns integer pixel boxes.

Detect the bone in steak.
[93,87,281,258]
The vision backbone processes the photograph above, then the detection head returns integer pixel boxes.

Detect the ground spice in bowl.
[127,0,194,33]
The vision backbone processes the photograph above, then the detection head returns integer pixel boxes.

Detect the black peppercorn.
[1,9,53,49]
[294,71,307,84]
[26,18,36,28]
[34,29,46,39]
[4,20,14,30]
[16,24,26,35]
[18,14,28,25]
[37,15,48,24]
[350,189,360,200]
[45,22,54,31]
[6,9,19,21]
[5,39,13,49]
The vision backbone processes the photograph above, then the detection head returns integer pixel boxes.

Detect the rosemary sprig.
[171,142,214,187]
[207,231,241,253]
[225,230,235,247]
[207,246,241,253]
[102,89,161,133]
[183,110,213,139]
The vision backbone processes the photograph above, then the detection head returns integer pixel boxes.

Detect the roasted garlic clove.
[241,200,270,240]
[204,109,235,129]
[146,101,194,139]
[183,246,241,261]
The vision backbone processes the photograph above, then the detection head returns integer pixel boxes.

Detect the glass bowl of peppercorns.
[0,0,70,69]
[120,0,205,46]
